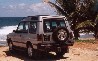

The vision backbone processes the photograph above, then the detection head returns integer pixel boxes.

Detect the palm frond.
[76,20,95,29]
[47,1,68,16]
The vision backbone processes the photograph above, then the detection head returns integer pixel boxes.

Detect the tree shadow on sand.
[4,50,69,61]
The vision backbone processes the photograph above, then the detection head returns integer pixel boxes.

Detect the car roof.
[21,15,65,22]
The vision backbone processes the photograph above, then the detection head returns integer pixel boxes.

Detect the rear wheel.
[56,47,69,57]
[56,51,65,57]
[27,45,33,58]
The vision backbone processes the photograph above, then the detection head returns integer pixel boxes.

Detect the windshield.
[43,18,66,32]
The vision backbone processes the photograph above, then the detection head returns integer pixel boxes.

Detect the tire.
[56,52,65,57]
[27,45,34,58]
[56,47,68,57]
[8,42,14,53]
[52,27,69,43]
[56,46,69,57]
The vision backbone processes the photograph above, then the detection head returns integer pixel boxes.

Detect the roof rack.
[27,15,49,17]
[36,15,49,16]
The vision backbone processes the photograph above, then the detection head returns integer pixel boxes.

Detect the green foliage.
[76,40,95,43]
[95,15,98,23]
[76,20,95,29]
[48,0,98,39]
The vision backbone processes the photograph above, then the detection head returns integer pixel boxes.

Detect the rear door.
[20,21,40,48]
[43,18,66,43]
[27,22,38,44]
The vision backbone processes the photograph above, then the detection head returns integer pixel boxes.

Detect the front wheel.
[27,45,33,58]
[8,42,14,52]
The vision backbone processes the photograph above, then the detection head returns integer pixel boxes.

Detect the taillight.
[69,32,73,39]
[37,34,43,41]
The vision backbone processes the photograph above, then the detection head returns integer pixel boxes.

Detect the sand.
[0,42,98,61]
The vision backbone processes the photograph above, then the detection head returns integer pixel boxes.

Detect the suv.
[7,15,74,58]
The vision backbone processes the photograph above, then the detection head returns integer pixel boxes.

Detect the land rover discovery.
[7,15,74,58]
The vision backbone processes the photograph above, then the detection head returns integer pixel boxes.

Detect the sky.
[0,0,56,17]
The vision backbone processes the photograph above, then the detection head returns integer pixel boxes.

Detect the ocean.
[0,17,24,46]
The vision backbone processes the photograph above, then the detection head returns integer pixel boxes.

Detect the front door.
[13,22,28,47]
[13,22,25,47]
[19,22,29,48]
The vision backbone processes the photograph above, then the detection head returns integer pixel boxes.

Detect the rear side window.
[29,22,37,34]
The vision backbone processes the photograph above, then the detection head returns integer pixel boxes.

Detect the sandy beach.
[0,41,98,61]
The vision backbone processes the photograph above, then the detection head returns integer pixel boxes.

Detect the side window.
[52,22,57,27]
[17,22,29,33]
[52,22,57,31]
[29,22,37,34]
[44,21,51,32]
[24,22,29,32]
[17,22,24,31]
[60,22,65,27]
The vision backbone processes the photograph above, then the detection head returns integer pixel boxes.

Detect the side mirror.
[17,27,18,29]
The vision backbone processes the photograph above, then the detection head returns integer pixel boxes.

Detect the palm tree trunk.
[74,29,80,40]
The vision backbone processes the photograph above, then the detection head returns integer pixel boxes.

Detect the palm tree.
[47,0,98,39]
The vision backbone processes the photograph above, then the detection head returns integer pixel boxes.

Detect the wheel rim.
[28,46,33,57]
[9,42,12,50]
[57,29,67,41]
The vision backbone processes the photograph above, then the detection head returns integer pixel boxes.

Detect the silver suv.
[7,15,74,58]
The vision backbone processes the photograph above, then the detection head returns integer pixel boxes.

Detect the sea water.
[0,17,23,46]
